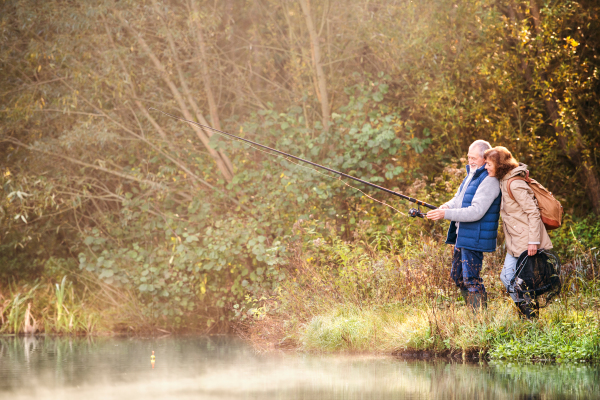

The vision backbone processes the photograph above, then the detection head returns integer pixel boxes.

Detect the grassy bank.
[296,301,600,362]
[249,297,600,362]
[244,217,600,362]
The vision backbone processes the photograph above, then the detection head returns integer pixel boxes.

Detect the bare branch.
[299,0,330,131]
[115,12,234,181]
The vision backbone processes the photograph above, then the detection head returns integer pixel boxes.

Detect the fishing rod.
[149,108,437,217]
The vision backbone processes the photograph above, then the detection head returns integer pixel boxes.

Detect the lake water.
[0,336,598,399]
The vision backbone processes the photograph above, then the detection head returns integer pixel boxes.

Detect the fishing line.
[231,137,407,216]
[278,155,407,216]
[150,108,435,217]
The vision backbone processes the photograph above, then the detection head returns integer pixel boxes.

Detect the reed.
[0,273,141,335]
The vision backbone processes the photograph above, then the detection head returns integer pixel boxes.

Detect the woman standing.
[483,146,553,319]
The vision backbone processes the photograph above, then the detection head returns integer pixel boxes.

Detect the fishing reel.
[408,206,426,218]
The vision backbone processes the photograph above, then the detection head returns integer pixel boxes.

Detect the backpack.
[507,170,563,230]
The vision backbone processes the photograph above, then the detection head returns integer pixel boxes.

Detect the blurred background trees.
[1,0,599,329]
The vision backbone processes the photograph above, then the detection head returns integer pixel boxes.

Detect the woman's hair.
[483,146,519,180]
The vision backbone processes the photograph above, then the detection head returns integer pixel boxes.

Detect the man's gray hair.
[469,140,492,158]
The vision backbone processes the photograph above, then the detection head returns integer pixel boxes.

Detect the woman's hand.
[527,244,538,256]
[426,209,446,220]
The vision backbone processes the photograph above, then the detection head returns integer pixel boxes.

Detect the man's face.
[467,147,485,170]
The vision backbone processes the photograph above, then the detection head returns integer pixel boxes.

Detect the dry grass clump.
[275,226,464,322]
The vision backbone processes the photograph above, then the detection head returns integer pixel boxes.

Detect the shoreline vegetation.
[248,298,600,362]
[4,216,598,364]
[0,271,148,336]
[242,231,600,363]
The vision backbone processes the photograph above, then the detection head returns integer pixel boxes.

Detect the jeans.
[450,247,486,294]
[500,253,522,302]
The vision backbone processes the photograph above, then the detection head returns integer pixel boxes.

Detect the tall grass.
[247,219,600,361]
[0,272,144,335]
[272,220,465,322]
[1,284,39,334]
[54,276,68,332]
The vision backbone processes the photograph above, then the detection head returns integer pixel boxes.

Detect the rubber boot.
[466,292,487,312]
[516,301,538,320]
[482,291,488,309]
[460,289,469,305]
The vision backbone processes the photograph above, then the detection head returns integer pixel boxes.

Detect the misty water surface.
[0,336,598,399]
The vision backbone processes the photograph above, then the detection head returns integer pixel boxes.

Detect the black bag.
[510,249,562,307]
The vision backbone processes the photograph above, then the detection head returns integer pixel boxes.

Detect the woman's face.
[485,159,496,177]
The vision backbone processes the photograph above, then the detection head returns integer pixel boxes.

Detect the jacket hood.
[503,163,529,181]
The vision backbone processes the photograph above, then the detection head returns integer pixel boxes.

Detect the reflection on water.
[0,336,598,399]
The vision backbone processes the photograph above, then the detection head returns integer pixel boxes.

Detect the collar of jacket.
[502,163,529,181]
[465,163,488,178]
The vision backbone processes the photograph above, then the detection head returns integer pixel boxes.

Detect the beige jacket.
[500,164,553,257]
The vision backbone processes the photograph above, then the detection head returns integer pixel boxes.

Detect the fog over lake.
[0,336,598,400]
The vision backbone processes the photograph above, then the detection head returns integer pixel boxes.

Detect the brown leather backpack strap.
[506,177,527,201]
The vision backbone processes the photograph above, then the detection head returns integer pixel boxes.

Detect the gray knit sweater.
[443,175,500,223]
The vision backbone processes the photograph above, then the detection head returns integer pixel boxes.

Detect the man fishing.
[426,140,501,310]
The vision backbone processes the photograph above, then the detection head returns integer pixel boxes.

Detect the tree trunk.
[190,0,221,131]
[529,0,542,34]
[299,0,330,131]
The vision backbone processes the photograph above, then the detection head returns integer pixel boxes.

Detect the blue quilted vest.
[445,164,501,253]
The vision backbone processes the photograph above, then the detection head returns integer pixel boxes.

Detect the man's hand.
[439,204,449,210]
[426,209,446,221]
[527,244,538,256]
